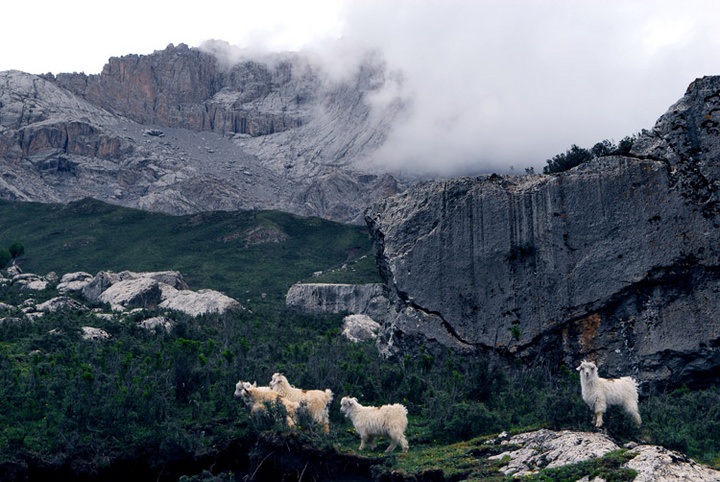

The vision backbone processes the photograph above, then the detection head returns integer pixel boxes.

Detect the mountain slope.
[0,43,407,223]
[0,198,380,301]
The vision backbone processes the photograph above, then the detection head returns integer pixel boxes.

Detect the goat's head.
[234,380,257,402]
[576,360,598,380]
[270,372,287,388]
[234,380,250,398]
[340,396,358,416]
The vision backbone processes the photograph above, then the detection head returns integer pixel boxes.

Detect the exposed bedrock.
[365,77,720,389]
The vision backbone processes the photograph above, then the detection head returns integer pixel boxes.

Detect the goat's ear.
[576,365,581,371]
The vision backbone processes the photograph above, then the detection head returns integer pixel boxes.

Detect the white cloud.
[3,0,720,175]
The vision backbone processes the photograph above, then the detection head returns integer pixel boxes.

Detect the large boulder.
[36,296,88,312]
[57,272,94,292]
[98,277,164,310]
[341,314,381,343]
[365,77,720,390]
[82,271,123,302]
[79,269,241,316]
[158,287,243,317]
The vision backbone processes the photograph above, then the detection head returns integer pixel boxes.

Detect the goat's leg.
[400,435,409,453]
[368,436,377,450]
[624,400,642,427]
[595,411,604,428]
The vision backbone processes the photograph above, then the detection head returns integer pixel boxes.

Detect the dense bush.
[8,241,24,259]
[0,280,718,477]
[543,135,637,174]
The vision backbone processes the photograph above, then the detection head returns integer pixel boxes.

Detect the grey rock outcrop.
[57,271,93,292]
[0,43,407,223]
[36,296,88,312]
[10,271,54,291]
[158,287,243,317]
[81,326,111,341]
[77,270,242,316]
[42,269,243,317]
[366,77,720,389]
[341,314,381,343]
[488,429,720,480]
[286,283,390,321]
[99,277,164,310]
[139,316,173,333]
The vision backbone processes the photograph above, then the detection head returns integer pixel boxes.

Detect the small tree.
[8,241,24,259]
[544,135,638,174]
[591,139,615,158]
[614,135,636,155]
[544,144,593,174]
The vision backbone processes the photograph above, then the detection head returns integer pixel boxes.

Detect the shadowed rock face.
[366,77,720,390]
[0,43,405,223]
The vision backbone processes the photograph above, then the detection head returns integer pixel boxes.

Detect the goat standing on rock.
[577,360,641,428]
[340,396,409,453]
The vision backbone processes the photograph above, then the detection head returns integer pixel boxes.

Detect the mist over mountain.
[0,43,410,223]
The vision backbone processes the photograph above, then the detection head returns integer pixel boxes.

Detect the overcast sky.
[3,0,720,175]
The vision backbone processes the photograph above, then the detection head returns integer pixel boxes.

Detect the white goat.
[340,396,409,453]
[269,373,333,432]
[576,360,641,428]
[234,380,298,427]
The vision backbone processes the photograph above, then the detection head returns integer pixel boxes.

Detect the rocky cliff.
[366,76,720,390]
[0,43,405,223]
[285,283,389,319]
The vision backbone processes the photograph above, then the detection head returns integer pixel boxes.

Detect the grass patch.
[0,198,381,302]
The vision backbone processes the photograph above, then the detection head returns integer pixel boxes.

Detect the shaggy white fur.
[269,373,333,432]
[577,360,641,428]
[340,396,409,453]
[234,380,298,427]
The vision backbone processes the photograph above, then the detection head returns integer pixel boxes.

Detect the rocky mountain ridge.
[364,76,720,391]
[0,43,405,223]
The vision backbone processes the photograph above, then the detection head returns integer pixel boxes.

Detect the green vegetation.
[8,240,24,259]
[0,240,24,268]
[0,198,380,302]
[0,198,719,480]
[543,135,637,174]
[379,440,638,481]
[517,450,638,482]
[0,248,10,268]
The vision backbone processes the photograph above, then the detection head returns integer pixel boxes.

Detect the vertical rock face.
[366,77,720,389]
[52,44,306,137]
[285,283,389,321]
